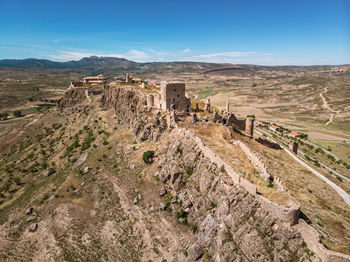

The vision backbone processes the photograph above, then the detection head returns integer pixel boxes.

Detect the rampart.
[59,85,350,262]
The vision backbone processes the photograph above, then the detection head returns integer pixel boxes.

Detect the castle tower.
[160,82,190,111]
[245,118,254,137]
[204,99,211,112]
[289,141,298,154]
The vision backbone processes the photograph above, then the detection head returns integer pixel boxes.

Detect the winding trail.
[319,87,339,125]
[85,90,92,103]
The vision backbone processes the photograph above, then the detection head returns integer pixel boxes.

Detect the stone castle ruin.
[147,82,191,112]
[58,82,350,262]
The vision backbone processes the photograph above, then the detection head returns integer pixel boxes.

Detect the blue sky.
[0,0,349,65]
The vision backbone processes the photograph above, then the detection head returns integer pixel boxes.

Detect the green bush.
[142,150,155,164]
[13,176,21,185]
[186,167,194,176]
[13,110,22,118]
[220,165,225,173]
[1,181,11,192]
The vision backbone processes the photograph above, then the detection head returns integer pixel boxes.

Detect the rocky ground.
[0,86,345,261]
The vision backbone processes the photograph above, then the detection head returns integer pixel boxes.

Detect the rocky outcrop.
[57,85,350,261]
[57,88,87,108]
[154,130,313,261]
[101,86,168,142]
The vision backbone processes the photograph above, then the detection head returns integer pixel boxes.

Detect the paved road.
[255,128,350,206]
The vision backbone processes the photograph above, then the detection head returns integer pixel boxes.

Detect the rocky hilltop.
[0,85,348,261]
[61,85,350,261]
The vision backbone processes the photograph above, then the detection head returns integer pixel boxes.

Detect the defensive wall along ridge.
[169,128,350,262]
[58,85,350,262]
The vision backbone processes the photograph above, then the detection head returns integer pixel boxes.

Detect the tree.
[13,110,22,118]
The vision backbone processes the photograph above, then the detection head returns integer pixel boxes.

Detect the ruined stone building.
[125,73,142,84]
[146,82,190,112]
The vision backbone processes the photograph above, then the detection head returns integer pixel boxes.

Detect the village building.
[269,125,281,132]
[83,75,107,87]
[288,131,301,138]
[69,75,107,89]
[125,73,142,84]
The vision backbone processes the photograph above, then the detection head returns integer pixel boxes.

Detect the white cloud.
[187,51,273,64]
[48,49,274,65]
[127,49,149,61]
[49,49,149,62]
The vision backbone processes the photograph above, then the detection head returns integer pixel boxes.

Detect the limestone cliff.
[101,86,168,142]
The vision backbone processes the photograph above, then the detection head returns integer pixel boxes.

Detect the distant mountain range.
[0,56,230,71]
[0,56,347,74]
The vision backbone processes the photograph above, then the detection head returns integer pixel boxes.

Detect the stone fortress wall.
[60,84,350,261]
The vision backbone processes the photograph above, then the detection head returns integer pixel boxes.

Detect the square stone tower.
[160,82,190,111]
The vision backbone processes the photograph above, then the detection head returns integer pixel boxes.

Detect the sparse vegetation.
[142,150,154,164]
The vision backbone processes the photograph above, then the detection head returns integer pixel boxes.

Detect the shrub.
[267,183,274,188]
[40,161,48,169]
[1,181,11,192]
[142,150,154,164]
[13,110,22,118]
[13,176,21,185]
[220,165,225,173]
[27,152,34,159]
[81,136,95,151]
[186,167,194,176]
[175,208,187,219]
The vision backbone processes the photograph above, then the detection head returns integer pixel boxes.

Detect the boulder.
[160,202,167,210]
[73,189,81,195]
[128,162,135,169]
[25,207,33,215]
[26,214,36,222]
[28,223,38,233]
[188,244,204,261]
[160,188,167,196]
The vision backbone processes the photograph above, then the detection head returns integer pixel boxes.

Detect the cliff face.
[57,88,87,108]
[101,86,168,142]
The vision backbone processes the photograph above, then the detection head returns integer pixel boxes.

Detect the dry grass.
[181,121,292,205]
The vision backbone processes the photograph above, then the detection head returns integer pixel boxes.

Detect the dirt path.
[320,87,340,125]
[85,90,91,103]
